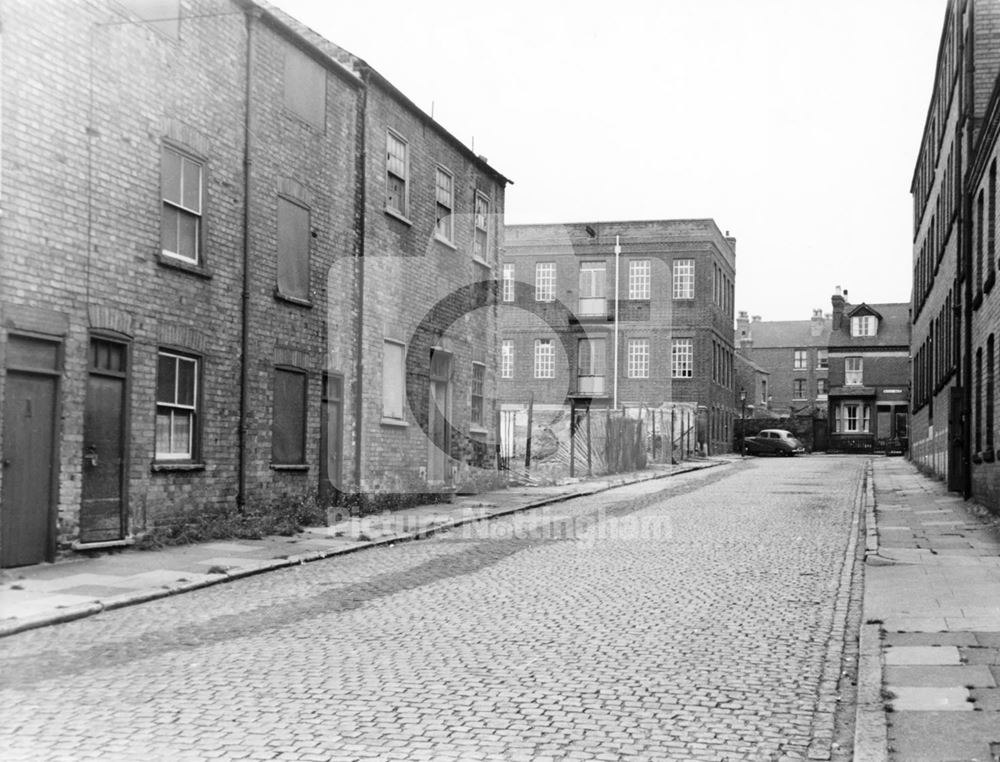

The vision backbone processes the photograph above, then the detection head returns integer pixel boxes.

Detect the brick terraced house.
[499,220,737,456]
[735,308,831,417]
[0,0,508,566]
[826,292,910,454]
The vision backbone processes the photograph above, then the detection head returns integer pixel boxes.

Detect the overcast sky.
[275,0,945,321]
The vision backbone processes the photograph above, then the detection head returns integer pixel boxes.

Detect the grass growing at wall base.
[136,492,328,550]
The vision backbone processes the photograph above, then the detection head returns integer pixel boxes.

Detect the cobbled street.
[1,457,865,762]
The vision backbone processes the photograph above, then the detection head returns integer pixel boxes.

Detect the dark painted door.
[1,372,57,567]
[80,339,127,543]
[319,374,343,503]
[948,386,964,492]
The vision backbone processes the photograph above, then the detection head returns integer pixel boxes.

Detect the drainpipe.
[961,3,973,500]
[352,68,369,491]
[237,9,258,510]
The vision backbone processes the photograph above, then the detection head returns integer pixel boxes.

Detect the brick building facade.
[0,0,507,566]
[910,0,1000,511]
[826,295,910,453]
[735,309,831,417]
[499,220,737,455]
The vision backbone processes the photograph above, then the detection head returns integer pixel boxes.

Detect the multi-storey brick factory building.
[910,0,1000,512]
[0,0,508,566]
[498,220,737,457]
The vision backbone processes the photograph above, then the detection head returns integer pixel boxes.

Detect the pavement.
[0,458,725,640]
[856,458,1000,762]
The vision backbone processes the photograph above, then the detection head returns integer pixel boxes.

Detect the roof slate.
[745,318,832,348]
[829,302,910,348]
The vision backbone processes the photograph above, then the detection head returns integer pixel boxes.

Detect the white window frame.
[838,402,871,433]
[534,339,555,379]
[161,145,203,265]
[629,259,651,300]
[501,263,515,302]
[846,356,863,386]
[627,338,649,378]
[471,361,485,427]
[474,192,490,262]
[851,315,877,337]
[793,378,806,400]
[382,339,406,422]
[671,338,693,378]
[156,350,198,460]
[672,259,694,299]
[793,350,807,370]
[500,339,514,379]
[535,262,556,302]
[578,261,607,316]
[434,166,454,243]
[385,130,409,218]
[817,349,829,369]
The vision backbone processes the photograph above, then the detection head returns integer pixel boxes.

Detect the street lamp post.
[739,388,747,457]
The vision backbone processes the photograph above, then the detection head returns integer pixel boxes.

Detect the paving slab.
[884,646,962,665]
[884,632,980,647]
[884,664,996,687]
[887,686,973,711]
[887,712,999,761]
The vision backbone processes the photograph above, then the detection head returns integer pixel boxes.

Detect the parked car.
[743,429,806,456]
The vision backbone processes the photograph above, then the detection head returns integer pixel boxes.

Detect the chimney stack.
[736,311,752,352]
[811,308,825,337]
[832,287,845,331]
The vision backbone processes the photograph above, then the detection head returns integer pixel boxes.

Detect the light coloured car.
[744,429,806,456]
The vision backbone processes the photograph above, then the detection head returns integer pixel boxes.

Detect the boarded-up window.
[272,368,306,465]
[283,46,326,130]
[383,341,405,420]
[277,197,310,300]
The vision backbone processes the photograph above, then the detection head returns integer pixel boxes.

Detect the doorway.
[80,338,128,543]
[320,373,343,502]
[427,348,452,486]
[2,335,61,567]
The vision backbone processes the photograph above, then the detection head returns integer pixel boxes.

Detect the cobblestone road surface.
[1,456,864,762]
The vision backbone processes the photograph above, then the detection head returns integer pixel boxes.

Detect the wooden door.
[427,349,452,486]
[948,386,964,492]
[319,374,343,502]
[2,336,60,567]
[80,338,127,543]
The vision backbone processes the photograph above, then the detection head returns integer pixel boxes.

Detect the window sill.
[384,207,413,226]
[156,253,213,279]
[472,256,492,270]
[271,464,309,471]
[151,462,206,473]
[274,290,314,308]
[381,417,409,428]
[469,426,488,435]
[434,235,457,250]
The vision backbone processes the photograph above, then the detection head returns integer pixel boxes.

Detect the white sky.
[275,0,946,321]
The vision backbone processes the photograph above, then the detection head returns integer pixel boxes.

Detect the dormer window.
[851,315,877,337]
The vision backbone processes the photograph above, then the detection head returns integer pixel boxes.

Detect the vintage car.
[744,429,806,456]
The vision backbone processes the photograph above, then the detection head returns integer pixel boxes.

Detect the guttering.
[352,68,369,490]
[237,8,258,510]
